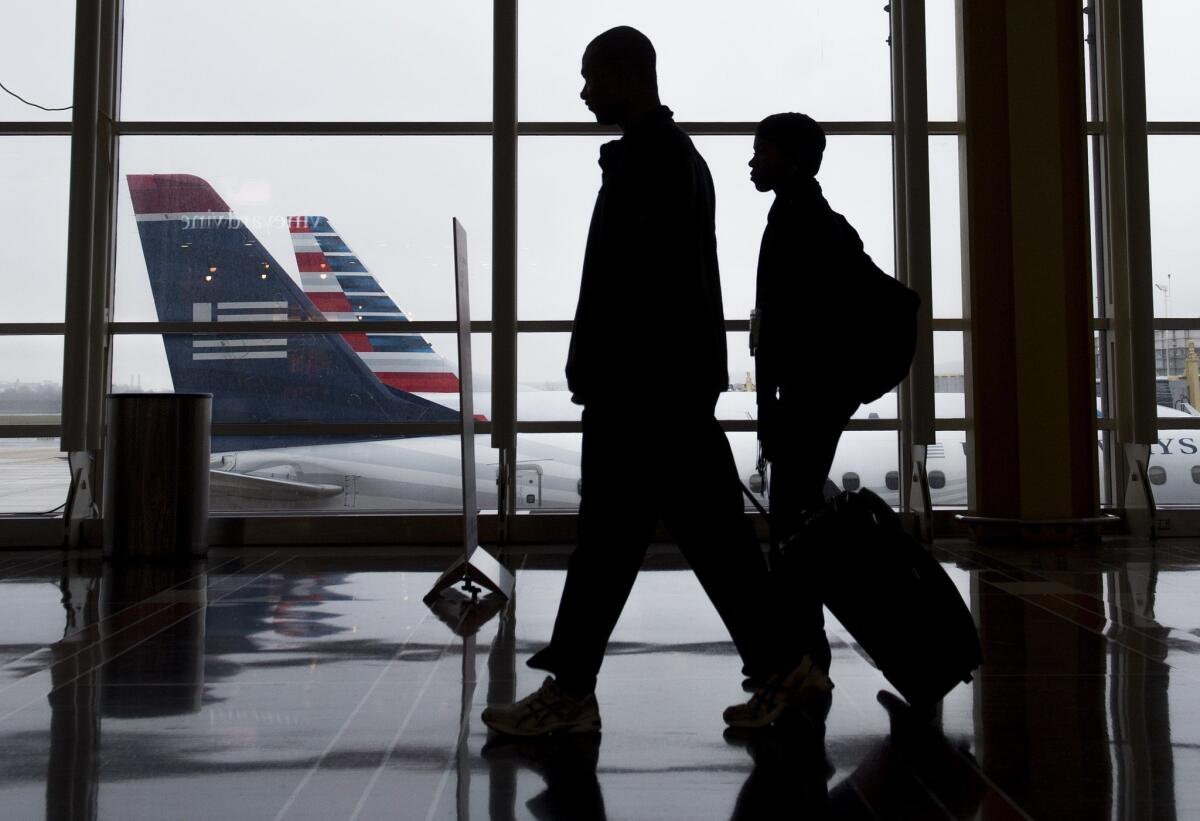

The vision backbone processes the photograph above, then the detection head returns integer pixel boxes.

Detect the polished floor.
[0,539,1192,820]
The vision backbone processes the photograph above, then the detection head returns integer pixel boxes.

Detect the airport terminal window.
[929,434,967,507]
[0,0,74,123]
[933,332,965,418]
[928,96,968,506]
[823,433,899,505]
[114,137,493,323]
[517,135,895,323]
[929,137,963,320]
[119,0,492,121]
[1142,1,1200,122]
[925,0,958,123]
[4,2,980,526]
[511,3,912,517]
[8,1,1184,526]
[518,1,892,122]
[0,1,74,518]
[0,338,65,408]
[694,135,896,321]
[1143,3,1200,507]
[0,338,69,514]
[1147,139,1200,324]
[0,139,71,322]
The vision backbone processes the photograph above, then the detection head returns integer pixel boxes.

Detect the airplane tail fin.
[126,174,458,437]
[288,216,461,395]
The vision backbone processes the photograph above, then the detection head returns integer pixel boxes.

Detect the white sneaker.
[723,656,834,730]
[482,677,602,737]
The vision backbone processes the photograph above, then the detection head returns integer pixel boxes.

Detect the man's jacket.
[566,106,729,411]
[755,177,874,423]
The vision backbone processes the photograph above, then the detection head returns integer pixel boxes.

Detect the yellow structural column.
[959,0,1099,521]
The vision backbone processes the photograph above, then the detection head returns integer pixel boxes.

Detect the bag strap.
[739,479,769,519]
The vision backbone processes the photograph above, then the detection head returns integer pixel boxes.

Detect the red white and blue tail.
[125,174,459,452]
[288,216,461,395]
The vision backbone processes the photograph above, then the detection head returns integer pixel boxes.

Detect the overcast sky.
[0,1,1195,394]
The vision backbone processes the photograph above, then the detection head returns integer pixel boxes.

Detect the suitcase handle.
[739,480,769,519]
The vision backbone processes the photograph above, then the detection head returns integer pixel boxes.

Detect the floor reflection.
[475,590,608,821]
[965,544,1178,819]
[0,542,1193,818]
[48,560,207,821]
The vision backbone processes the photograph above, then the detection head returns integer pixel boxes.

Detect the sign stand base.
[425,545,515,605]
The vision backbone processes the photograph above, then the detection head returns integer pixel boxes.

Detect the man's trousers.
[527,406,792,695]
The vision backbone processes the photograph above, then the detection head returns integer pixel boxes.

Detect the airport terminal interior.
[3,1,1200,818]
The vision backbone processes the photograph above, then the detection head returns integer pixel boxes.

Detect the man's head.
[749,113,826,192]
[580,26,659,126]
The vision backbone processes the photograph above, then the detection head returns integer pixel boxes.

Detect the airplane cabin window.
[842,472,861,492]
[929,470,947,490]
[1148,466,1167,486]
[885,471,900,491]
[1192,466,1200,485]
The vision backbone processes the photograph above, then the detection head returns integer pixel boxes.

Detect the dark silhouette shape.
[482,734,608,821]
[45,559,210,821]
[725,722,833,819]
[521,28,798,703]
[826,692,986,819]
[727,692,987,820]
[750,112,909,674]
[783,489,981,714]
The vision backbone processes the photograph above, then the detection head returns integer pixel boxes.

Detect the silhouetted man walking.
[483,28,826,737]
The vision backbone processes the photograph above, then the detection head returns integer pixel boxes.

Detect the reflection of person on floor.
[728,693,986,821]
[482,734,607,821]
[727,724,832,820]
[827,692,986,819]
[481,26,829,738]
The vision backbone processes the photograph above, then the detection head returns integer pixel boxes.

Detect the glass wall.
[517,1,891,122]
[8,2,976,521]
[1144,4,1200,505]
[0,2,74,515]
[119,0,493,121]
[112,0,496,512]
[516,4,905,513]
[7,2,1184,525]
[0,1,74,123]
[927,6,967,505]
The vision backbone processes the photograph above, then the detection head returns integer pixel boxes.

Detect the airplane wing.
[209,469,344,501]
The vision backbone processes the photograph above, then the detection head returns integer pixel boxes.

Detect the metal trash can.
[103,393,211,560]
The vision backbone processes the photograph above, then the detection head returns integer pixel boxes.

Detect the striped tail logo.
[287,216,461,394]
[191,301,289,360]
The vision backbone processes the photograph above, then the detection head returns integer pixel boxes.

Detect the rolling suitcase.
[781,488,982,711]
